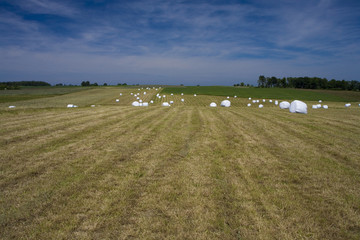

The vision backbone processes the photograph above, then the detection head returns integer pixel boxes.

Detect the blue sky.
[0,0,359,85]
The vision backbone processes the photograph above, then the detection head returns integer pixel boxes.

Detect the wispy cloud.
[0,0,359,84]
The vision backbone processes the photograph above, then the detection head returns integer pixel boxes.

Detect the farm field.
[162,86,360,102]
[1,87,360,239]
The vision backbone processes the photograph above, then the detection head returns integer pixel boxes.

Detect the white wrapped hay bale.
[312,105,318,109]
[181,93,184,95]
[194,94,197,97]
[289,100,307,114]
[227,96,230,99]
[181,99,184,102]
[345,103,351,107]
[279,101,290,109]
[263,99,265,102]
[131,93,133,95]
[139,99,143,103]
[319,100,322,103]
[252,100,256,103]
[269,100,273,103]
[323,105,328,109]
[139,103,143,106]
[150,100,154,104]
[67,104,74,108]
[234,95,237,98]
[136,97,140,100]
[247,103,251,107]
[249,97,252,100]
[91,105,95,107]
[317,104,321,108]
[220,100,231,107]
[171,93,173,96]
[256,100,259,103]
[210,102,217,107]
[116,99,119,102]
[275,100,278,105]
[142,102,149,107]
[119,93,122,96]
[162,102,170,107]
[8,105,16,108]
[163,95,166,98]
[143,92,147,95]
[170,100,174,104]
[132,101,140,106]
[259,104,264,108]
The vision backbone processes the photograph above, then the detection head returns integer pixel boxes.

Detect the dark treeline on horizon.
[257,76,360,90]
[0,81,51,90]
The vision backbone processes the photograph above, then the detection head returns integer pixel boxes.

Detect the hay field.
[1,88,360,239]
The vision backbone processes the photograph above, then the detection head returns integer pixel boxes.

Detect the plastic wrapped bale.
[181,93,184,95]
[247,103,251,107]
[227,96,230,99]
[210,102,217,107]
[131,93,133,95]
[139,103,143,106]
[256,100,259,103]
[170,100,174,104]
[143,92,147,95]
[163,95,166,98]
[150,100,154,104]
[181,99,184,102]
[142,102,149,107]
[73,105,78,108]
[269,100,273,103]
[279,101,290,109]
[116,99,119,102]
[220,100,231,107]
[312,105,318,109]
[194,94,197,97]
[171,93,173,96]
[275,100,278,105]
[8,105,16,108]
[162,102,170,107]
[132,101,140,107]
[317,104,321,108]
[234,95,237,98]
[67,104,74,108]
[139,100,143,103]
[259,104,264,108]
[91,105,95,107]
[136,97,140,100]
[323,105,328,109]
[345,103,351,107]
[289,100,307,114]
[252,100,256,103]
[248,97,252,100]
[119,93,122,96]
[263,99,266,102]
[158,96,161,99]
[319,100,322,103]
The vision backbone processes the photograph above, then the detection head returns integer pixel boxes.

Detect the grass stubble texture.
[0,87,360,239]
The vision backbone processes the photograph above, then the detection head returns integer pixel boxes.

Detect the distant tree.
[92,82,98,86]
[55,83,63,86]
[103,83,108,86]
[240,82,245,86]
[258,75,266,88]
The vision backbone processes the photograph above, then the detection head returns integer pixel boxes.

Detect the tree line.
[257,76,360,90]
[0,81,51,90]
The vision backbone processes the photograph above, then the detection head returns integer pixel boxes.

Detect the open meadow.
[1,86,360,239]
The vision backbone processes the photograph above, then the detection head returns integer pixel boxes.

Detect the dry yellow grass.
[1,91,360,239]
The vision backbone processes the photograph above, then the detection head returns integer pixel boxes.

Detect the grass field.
[161,86,360,102]
[1,87,360,239]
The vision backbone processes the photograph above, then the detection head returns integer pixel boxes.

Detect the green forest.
[257,76,360,90]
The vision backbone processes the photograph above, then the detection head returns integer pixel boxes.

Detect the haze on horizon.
[0,0,359,86]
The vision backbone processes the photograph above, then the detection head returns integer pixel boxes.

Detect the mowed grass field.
[1,87,360,239]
